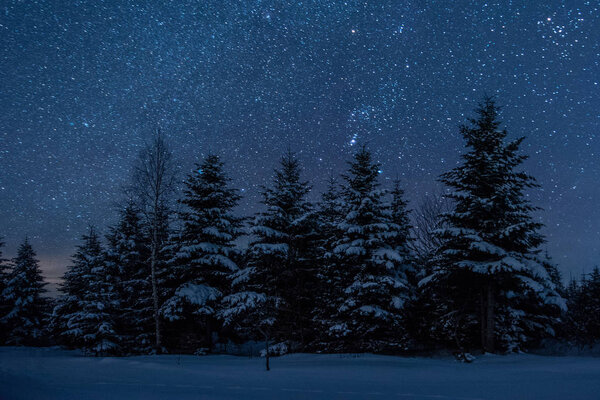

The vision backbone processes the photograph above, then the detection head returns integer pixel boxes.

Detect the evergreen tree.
[220,151,316,352]
[317,177,345,246]
[312,177,345,347]
[52,228,119,355]
[105,203,153,353]
[541,252,563,294]
[422,98,565,353]
[327,147,411,353]
[1,238,48,345]
[162,155,243,352]
[564,268,600,346]
[0,238,9,344]
[389,179,414,283]
[563,278,583,342]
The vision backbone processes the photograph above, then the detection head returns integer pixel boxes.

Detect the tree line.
[0,98,598,360]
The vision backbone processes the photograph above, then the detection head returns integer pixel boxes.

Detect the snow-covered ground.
[1,347,599,400]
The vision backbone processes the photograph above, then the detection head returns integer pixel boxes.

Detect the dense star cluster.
[0,1,598,284]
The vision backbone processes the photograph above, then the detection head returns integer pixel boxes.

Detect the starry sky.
[1,0,599,288]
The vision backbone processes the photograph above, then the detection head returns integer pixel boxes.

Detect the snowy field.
[1,347,599,400]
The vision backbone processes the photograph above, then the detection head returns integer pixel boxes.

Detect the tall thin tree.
[133,130,177,351]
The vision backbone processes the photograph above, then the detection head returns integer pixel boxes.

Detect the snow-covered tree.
[105,203,153,353]
[389,179,414,282]
[1,238,48,345]
[0,238,9,344]
[311,177,345,346]
[220,151,317,352]
[162,154,243,351]
[326,147,411,353]
[563,267,600,346]
[52,228,119,355]
[421,98,565,353]
[317,177,345,247]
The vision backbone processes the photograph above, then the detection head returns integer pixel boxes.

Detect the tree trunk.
[485,282,495,353]
[206,317,212,352]
[150,235,162,352]
[480,281,495,353]
[265,335,270,371]
[480,288,486,352]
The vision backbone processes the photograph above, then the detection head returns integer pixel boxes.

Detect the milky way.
[1,1,598,284]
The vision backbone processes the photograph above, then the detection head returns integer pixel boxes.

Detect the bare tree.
[132,130,177,352]
[410,189,452,272]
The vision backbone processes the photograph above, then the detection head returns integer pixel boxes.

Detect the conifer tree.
[105,203,153,353]
[220,151,316,352]
[1,238,48,345]
[564,268,600,346]
[318,177,345,246]
[422,98,565,353]
[563,278,583,342]
[312,177,345,346]
[0,238,9,344]
[162,155,243,351]
[389,179,414,282]
[53,228,119,355]
[327,147,411,352]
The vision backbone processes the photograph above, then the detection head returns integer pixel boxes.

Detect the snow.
[161,283,221,319]
[174,283,221,306]
[1,347,600,400]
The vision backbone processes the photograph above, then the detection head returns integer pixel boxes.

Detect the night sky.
[1,1,598,288]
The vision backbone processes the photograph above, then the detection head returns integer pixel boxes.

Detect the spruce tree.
[53,228,119,355]
[422,98,565,353]
[0,238,9,344]
[1,238,48,345]
[564,268,600,346]
[51,235,92,348]
[585,268,600,343]
[162,154,243,352]
[327,147,411,352]
[105,203,153,353]
[389,179,414,283]
[563,278,583,343]
[312,177,345,347]
[220,151,316,352]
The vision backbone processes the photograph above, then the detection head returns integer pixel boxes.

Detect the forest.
[1,99,599,363]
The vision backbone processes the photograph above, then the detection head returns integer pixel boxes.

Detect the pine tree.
[53,228,119,355]
[422,98,565,353]
[162,155,243,352]
[105,203,154,354]
[220,151,316,354]
[327,147,411,353]
[1,238,48,345]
